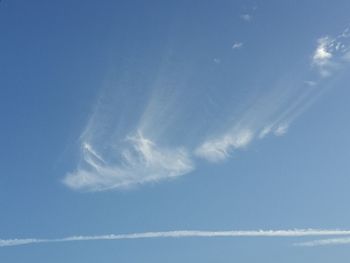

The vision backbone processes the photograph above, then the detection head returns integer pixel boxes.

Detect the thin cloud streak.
[2,229,350,248]
[296,237,350,247]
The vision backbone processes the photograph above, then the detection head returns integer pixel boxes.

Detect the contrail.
[2,229,350,248]
[296,237,350,247]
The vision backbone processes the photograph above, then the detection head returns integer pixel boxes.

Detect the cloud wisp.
[195,129,253,162]
[312,27,350,77]
[194,78,320,162]
[2,229,350,248]
[64,62,196,191]
[232,42,243,50]
[296,237,350,247]
[64,132,194,191]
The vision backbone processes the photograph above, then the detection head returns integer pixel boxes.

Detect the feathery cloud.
[64,132,194,191]
[195,129,253,162]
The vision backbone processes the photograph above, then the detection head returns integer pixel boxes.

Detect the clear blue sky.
[1,0,350,262]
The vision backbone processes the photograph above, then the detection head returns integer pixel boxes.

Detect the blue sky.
[1,0,350,262]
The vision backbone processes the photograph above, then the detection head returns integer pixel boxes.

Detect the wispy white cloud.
[259,123,289,138]
[64,132,194,191]
[232,42,243,50]
[273,123,289,136]
[200,27,350,155]
[64,60,199,192]
[0,239,43,247]
[196,76,320,161]
[65,27,350,191]
[312,28,350,76]
[313,37,333,66]
[296,237,350,247]
[3,229,350,248]
[195,129,253,162]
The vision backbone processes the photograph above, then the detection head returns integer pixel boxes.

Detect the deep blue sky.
[1,0,350,262]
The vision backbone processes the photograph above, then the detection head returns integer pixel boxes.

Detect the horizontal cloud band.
[296,237,350,247]
[2,229,350,248]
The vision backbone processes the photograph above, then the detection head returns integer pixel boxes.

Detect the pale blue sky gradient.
[1,0,350,262]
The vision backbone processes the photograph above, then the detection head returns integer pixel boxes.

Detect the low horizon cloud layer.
[2,229,350,248]
[64,27,350,191]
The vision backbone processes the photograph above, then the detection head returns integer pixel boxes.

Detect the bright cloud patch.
[313,37,333,66]
[195,129,253,162]
[312,28,350,76]
[64,132,194,191]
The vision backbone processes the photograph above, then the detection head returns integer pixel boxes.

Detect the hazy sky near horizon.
[1,0,350,262]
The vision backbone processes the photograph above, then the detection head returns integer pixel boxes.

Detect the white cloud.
[273,123,289,136]
[64,132,194,191]
[312,28,350,76]
[312,37,334,77]
[64,27,350,192]
[0,239,44,247]
[3,229,350,248]
[259,123,288,138]
[313,37,333,66]
[296,237,350,247]
[232,42,243,50]
[195,129,254,162]
[195,73,322,161]
[196,81,317,161]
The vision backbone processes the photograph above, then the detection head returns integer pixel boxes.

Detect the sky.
[1,0,350,262]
